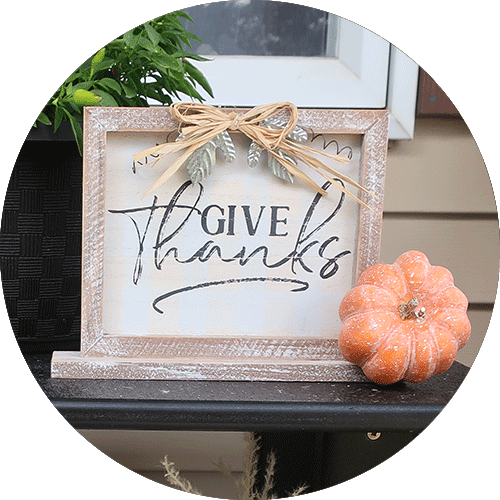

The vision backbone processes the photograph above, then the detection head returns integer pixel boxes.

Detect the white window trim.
[386,46,419,140]
[187,17,418,140]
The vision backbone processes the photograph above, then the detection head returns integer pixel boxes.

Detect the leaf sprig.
[34,11,213,154]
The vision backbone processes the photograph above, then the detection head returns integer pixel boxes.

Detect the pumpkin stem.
[399,297,426,322]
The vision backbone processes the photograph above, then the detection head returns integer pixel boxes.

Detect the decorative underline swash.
[152,276,309,313]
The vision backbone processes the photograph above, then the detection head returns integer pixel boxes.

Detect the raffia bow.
[133,102,375,207]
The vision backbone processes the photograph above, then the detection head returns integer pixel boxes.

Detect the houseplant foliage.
[34,11,213,153]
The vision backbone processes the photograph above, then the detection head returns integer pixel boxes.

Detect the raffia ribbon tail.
[134,102,378,206]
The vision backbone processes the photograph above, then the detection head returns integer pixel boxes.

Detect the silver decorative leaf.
[247,141,263,168]
[186,141,217,185]
[286,125,308,143]
[268,151,295,184]
[246,118,307,171]
[260,118,308,143]
[181,131,236,185]
[214,130,236,163]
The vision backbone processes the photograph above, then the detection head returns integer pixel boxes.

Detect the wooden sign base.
[51,343,367,381]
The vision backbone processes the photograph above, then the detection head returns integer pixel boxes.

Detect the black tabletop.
[24,353,469,432]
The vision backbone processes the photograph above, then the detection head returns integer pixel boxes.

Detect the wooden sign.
[51,106,389,381]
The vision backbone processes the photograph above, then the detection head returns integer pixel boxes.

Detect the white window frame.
[188,17,418,139]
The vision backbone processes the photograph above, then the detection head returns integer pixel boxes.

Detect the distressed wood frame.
[51,106,389,381]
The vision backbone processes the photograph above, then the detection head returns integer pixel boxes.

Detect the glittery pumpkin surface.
[339,250,471,384]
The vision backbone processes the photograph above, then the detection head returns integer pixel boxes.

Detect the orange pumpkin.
[338,250,470,385]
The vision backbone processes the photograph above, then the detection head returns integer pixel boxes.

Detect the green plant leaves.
[66,111,84,155]
[137,36,157,52]
[143,22,161,46]
[53,105,65,132]
[36,111,51,126]
[92,89,118,107]
[34,11,214,154]
[96,77,122,94]
[122,29,140,49]
[184,60,214,98]
[151,52,182,71]
[90,48,105,78]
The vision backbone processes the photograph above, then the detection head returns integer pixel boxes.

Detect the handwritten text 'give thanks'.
[109,180,351,313]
